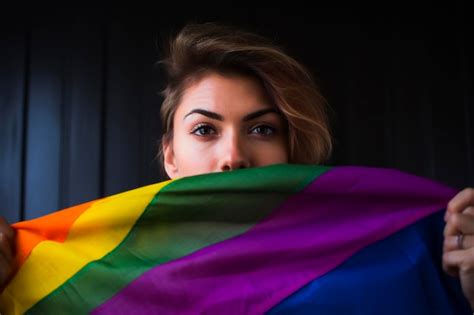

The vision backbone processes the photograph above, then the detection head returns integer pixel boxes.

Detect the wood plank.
[104,19,161,195]
[389,24,436,179]
[0,26,26,223]
[427,22,470,189]
[24,18,69,219]
[60,14,103,207]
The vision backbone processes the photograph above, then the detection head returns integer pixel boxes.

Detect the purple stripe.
[93,166,457,315]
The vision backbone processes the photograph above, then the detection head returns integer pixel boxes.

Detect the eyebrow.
[183,108,280,121]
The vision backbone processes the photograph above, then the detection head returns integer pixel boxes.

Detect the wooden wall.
[1,5,472,222]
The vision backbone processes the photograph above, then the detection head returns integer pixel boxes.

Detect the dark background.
[1,4,472,222]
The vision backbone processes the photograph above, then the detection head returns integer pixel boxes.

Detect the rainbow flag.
[0,164,471,314]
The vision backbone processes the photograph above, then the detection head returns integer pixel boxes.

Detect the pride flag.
[0,164,471,314]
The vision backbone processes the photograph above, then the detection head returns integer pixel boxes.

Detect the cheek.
[172,134,218,176]
[251,141,289,166]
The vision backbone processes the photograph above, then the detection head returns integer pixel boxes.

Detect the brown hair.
[158,22,333,165]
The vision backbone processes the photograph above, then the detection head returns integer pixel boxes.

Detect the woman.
[1,22,474,309]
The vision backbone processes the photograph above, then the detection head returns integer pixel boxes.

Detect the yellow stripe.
[0,180,173,315]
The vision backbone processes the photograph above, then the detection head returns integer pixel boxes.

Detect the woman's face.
[163,73,289,178]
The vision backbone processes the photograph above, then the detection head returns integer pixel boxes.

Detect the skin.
[0,216,14,290]
[0,72,473,309]
[163,73,288,178]
[443,187,474,309]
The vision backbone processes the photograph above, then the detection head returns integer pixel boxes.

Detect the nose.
[219,132,250,172]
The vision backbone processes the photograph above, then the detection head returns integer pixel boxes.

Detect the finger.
[0,233,13,264]
[443,247,474,277]
[444,234,474,251]
[463,206,474,216]
[0,216,14,242]
[443,213,474,236]
[0,257,14,287]
[443,247,474,274]
[443,251,460,277]
[447,188,474,214]
[446,206,474,221]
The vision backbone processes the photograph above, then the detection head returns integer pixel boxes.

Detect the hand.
[0,216,15,290]
[443,187,474,309]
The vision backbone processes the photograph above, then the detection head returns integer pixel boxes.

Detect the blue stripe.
[268,211,471,314]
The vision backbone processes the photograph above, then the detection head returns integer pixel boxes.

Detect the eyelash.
[190,123,216,136]
[190,123,277,137]
[249,125,276,136]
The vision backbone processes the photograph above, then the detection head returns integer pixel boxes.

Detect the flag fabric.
[0,164,471,314]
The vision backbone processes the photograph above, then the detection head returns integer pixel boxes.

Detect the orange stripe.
[11,199,99,268]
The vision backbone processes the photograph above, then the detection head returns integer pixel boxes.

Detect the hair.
[157,22,333,166]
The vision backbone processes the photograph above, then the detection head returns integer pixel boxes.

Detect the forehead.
[177,73,272,114]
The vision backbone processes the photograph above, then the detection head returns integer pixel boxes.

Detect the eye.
[249,124,276,136]
[190,123,216,136]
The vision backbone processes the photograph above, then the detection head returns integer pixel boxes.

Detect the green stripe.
[27,164,330,314]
